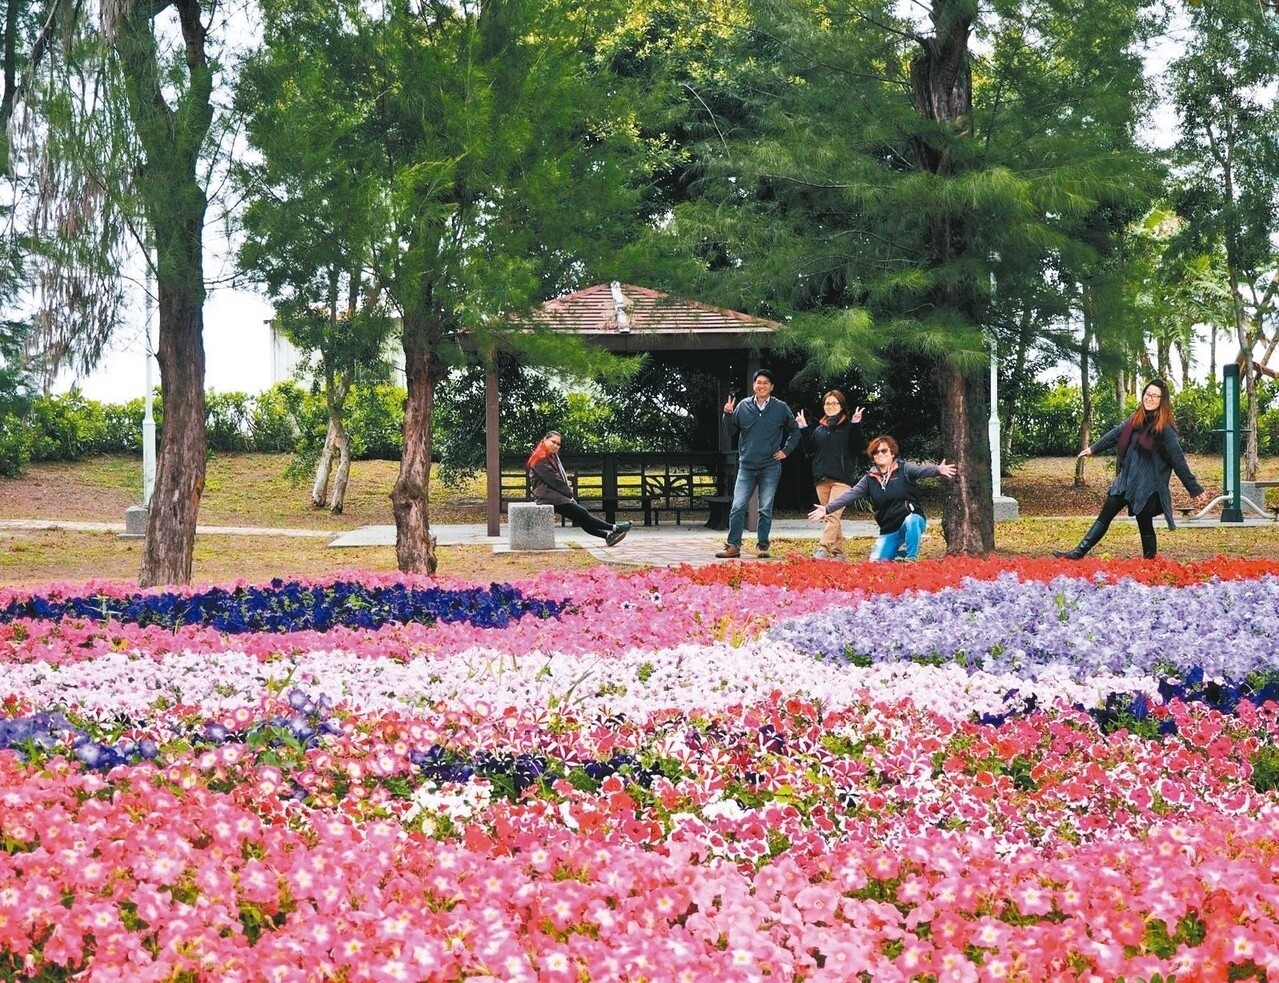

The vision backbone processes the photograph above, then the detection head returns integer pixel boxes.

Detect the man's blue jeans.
[726,460,782,549]
[869,512,926,561]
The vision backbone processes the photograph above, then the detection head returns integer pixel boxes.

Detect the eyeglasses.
[872,448,892,456]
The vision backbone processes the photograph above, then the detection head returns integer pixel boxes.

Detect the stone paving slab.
[327,519,873,549]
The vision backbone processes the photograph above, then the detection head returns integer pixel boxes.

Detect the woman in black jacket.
[1054,379,1210,560]
[796,390,863,560]
[808,435,956,562]
[527,432,632,547]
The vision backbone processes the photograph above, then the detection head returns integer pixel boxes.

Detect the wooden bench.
[500,452,725,526]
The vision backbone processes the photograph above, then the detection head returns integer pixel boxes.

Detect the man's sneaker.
[756,545,770,559]
[605,526,629,547]
[812,547,830,560]
[615,520,633,534]
[715,545,741,559]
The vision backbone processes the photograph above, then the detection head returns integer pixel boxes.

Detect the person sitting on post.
[528,431,632,547]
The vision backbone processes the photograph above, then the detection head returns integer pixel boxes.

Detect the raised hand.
[795,409,808,427]
[937,458,958,479]
[723,395,737,414]
[851,406,865,423]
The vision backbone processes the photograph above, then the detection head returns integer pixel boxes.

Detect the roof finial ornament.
[609,281,631,333]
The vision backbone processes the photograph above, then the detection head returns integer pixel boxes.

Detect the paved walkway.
[330,518,875,567]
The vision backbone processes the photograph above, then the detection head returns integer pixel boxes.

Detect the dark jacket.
[825,458,942,534]
[529,455,575,506]
[801,415,860,485]
[1090,423,1203,529]
[723,396,801,468]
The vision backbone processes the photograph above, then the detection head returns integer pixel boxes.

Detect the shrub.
[0,414,31,477]
[205,391,255,452]
[249,383,304,453]
[101,397,147,453]
[1168,382,1221,455]
[27,392,110,461]
[346,383,404,460]
[1011,381,1082,457]
[1259,406,1279,457]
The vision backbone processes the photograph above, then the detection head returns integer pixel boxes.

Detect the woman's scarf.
[1116,413,1158,463]
[822,413,846,429]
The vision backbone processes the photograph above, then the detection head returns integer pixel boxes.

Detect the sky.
[56,287,278,403]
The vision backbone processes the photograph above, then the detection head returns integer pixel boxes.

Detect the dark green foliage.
[0,415,31,477]
[205,392,255,453]
[344,384,405,461]
[27,392,110,462]
[1251,744,1279,795]
[1009,380,1083,458]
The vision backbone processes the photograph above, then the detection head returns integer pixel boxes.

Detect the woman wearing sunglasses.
[807,434,956,561]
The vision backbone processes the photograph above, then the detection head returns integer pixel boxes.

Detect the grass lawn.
[2,452,1277,588]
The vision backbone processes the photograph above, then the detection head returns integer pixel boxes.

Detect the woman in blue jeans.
[808,435,956,561]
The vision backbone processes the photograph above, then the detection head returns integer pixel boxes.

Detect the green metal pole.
[1222,364,1243,523]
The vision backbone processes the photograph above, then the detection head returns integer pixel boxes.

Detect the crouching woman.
[808,435,956,562]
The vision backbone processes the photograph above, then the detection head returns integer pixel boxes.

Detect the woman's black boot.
[1140,529,1157,559]
[1053,520,1107,560]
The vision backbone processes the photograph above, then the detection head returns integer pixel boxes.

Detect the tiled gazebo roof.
[526,282,782,352]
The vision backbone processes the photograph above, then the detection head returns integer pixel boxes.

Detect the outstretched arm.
[808,475,870,519]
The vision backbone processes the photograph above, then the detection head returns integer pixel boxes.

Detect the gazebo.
[483,283,784,534]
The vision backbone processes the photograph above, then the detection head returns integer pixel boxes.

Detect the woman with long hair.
[1054,379,1211,560]
[527,431,631,547]
[795,389,864,560]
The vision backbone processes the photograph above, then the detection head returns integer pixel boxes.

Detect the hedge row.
[2,378,1276,479]
[1017,379,1279,458]
[0,383,406,478]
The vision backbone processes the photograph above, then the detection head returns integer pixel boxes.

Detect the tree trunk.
[391,316,444,574]
[312,427,336,508]
[329,428,351,513]
[313,368,352,508]
[109,0,213,587]
[141,277,206,586]
[937,361,994,554]
[908,3,992,555]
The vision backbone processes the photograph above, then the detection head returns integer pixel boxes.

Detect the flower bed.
[3,558,1279,980]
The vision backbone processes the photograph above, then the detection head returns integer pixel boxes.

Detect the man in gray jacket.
[716,369,801,559]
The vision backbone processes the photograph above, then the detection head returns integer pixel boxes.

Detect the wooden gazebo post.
[485,351,501,537]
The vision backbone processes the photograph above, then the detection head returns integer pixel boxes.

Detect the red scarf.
[1116,415,1157,463]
